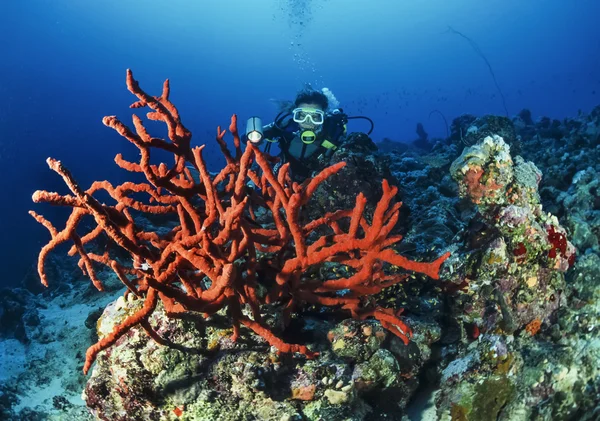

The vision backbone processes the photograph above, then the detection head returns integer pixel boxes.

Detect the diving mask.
[292,107,325,125]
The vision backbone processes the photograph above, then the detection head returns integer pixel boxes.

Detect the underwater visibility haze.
[0,0,599,420]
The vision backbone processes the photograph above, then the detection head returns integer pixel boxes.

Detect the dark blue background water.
[1,0,599,288]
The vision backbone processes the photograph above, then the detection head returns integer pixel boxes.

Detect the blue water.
[1,0,599,288]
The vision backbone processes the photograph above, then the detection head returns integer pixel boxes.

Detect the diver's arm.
[323,110,348,145]
[241,121,282,143]
[261,122,282,141]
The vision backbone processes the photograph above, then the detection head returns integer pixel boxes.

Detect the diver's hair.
[294,87,329,110]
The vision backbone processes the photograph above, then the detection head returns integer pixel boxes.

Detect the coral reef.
[26,71,449,419]
[2,72,599,419]
[434,133,579,420]
[356,108,599,420]
[82,295,443,420]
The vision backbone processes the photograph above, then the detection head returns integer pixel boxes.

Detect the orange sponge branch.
[31,70,449,375]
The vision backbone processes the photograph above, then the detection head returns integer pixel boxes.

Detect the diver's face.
[296,102,324,130]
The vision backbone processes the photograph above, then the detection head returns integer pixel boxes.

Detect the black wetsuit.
[261,111,347,181]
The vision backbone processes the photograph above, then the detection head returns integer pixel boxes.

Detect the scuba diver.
[244,88,374,181]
